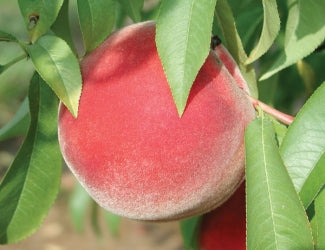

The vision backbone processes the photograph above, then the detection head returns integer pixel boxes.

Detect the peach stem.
[248,96,294,125]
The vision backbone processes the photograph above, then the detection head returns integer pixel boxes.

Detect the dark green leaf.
[26,35,82,117]
[0,97,30,141]
[18,0,64,42]
[260,0,325,80]
[0,74,62,244]
[51,0,76,53]
[245,117,314,249]
[119,0,144,22]
[214,0,258,98]
[310,186,325,249]
[68,182,92,233]
[280,82,325,198]
[77,0,116,54]
[156,0,217,116]
[105,211,121,237]
[246,0,280,64]
[91,201,101,237]
[180,216,201,250]
[0,31,18,42]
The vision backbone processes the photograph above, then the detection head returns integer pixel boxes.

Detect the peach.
[199,183,246,250]
[58,21,255,221]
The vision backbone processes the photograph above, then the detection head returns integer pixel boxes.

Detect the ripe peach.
[58,21,255,221]
[199,183,246,250]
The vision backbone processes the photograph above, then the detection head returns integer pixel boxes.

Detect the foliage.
[0,0,324,249]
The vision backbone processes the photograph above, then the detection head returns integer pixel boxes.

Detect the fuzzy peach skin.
[214,43,251,94]
[199,183,246,250]
[58,21,255,221]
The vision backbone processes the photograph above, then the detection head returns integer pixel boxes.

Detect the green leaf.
[260,0,325,80]
[90,201,101,237]
[299,152,325,208]
[214,0,258,98]
[280,82,325,195]
[0,73,62,244]
[0,31,18,42]
[180,216,201,250]
[18,0,64,42]
[245,0,280,64]
[310,186,325,249]
[77,0,116,54]
[51,0,76,54]
[105,211,121,237]
[0,97,30,141]
[156,0,217,116]
[68,182,92,233]
[26,35,82,117]
[118,0,144,22]
[245,117,314,249]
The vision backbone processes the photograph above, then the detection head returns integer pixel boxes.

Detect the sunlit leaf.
[18,0,64,42]
[0,74,61,244]
[156,0,217,116]
[245,117,314,249]
[280,82,325,201]
[245,0,280,64]
[26,35,82,117]
[260,0,325,80]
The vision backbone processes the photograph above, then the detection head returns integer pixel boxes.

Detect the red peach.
[58,21,255,221]
[199,183,246,250]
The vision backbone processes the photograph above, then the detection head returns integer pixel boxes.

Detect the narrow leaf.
[180,216,201,250]
[51,0,76,53]
[310,186,325,249]
[280,82,325,194]
[214,0,258,98]
[156,0,217,116]
[68,182,92,233]
[299,152,325,208]
[26,35,82,117]
[245,0,280,64]
[0,31,18,42]
[105,212,121,237]
[245,117,314,249]
[91,201,101,237]
[0,74,62,244]
[118,0,144,22]
[18,0,64,42]
[77,0,116,54]
[260,0,325,80]
[0,98,30,141]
